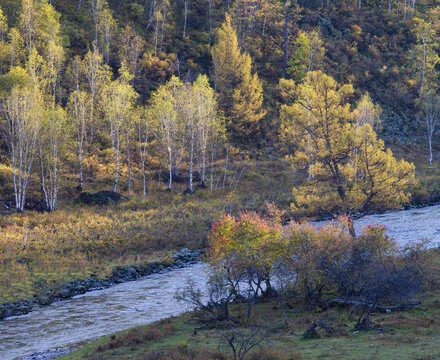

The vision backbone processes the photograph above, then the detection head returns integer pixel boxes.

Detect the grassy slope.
[61,287,440,360]
[0,160,295,304]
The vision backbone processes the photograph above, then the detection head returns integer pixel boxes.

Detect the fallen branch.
[321,297,420,313]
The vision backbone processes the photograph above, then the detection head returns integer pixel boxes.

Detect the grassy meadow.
[61,279,440,360]
[0,159,294,304]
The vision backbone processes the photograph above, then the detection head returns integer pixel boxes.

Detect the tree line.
[0,0,266,211]
[0,0,420,222]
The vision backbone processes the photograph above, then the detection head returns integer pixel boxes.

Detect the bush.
[207,209,431,312]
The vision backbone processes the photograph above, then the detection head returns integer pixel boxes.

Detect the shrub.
[207,208,430,313]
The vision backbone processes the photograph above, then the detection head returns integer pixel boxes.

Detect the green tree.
[287,29,324,82]
[8,28,24,68]
[193,74,223,188]
[98,1,116,64]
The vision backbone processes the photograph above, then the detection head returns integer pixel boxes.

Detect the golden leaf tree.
[212,13,265,144]
[280,71,416,236]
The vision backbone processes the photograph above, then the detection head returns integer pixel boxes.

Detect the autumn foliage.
[207,206,430,309]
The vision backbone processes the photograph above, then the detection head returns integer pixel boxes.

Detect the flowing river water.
[1,204,439,360]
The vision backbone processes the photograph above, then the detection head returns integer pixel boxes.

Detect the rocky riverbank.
[19,348,74,360]
[0,248,202,321]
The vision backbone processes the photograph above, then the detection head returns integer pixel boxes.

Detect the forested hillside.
[0,0,439,210]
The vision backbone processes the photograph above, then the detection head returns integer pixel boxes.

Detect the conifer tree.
[212,14,265,143]
[281,71,416,236]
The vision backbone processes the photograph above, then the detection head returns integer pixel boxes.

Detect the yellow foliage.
[281,71,416,220]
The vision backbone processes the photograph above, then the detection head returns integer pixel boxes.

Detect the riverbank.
[0,160,296,307]
[0,248,202,321]
[60,286,440,360]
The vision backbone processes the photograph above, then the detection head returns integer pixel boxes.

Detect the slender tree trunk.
[146,0,156,30]
[113,129,120,192]
[282,5,289,78]
[168,148,173,190]
[201,146,206,185]
[421,38,426,96]
[127,145,132,193]
[188,130,194,193]
[210,142,216,190]
[39,140,48,211]
[208,0,213,49]
[183,0,189,38]
[160,5,167,52]
[429,135,433,165]
[222,144,229,189]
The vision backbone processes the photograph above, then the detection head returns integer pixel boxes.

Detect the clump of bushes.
[187,205,432,329]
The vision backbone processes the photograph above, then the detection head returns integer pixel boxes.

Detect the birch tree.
[82,48,107,141]
[138,107,152,198]
[183,0,189,38]
[409,20,439,96]
[98,3,116,64]
[153,0,170,55]
[38,0,64,101]
[1,84,41,211]
[150,76,184,190]
[91,0,103,50]
[354,94,382,130]
[68,90,90,190]
[181,82,196,193]
[118,26,145,85]
[19,0,37,56]
[193,74,219,187]
[101,64,138,192]
[420,93,440,165]
[39,105,66,211]
[124,110,136,194]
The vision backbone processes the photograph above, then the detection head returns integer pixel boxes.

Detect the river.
[1,204,439,360]
[353,204,440,247]
[0,264,209,360]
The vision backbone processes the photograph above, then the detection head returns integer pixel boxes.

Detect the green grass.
[61,287,440,360]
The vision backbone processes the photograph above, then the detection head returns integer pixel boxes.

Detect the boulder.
[77,191,128,206]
